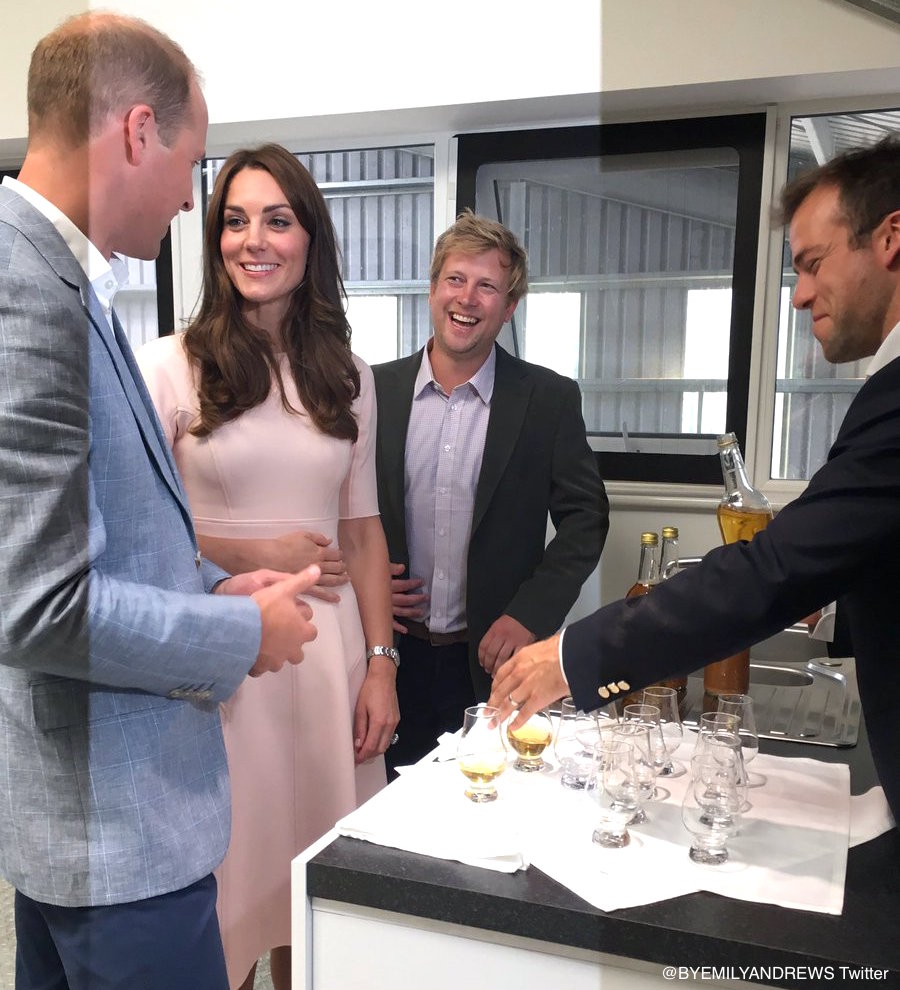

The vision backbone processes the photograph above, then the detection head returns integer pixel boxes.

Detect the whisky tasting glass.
[585,739,639,848]
[716,693,764,787]
[610,722,656,823]
[694,718,750,813]
[506,708,554,772]
[642,685,686,778]
[682,751,743,865]
[456,705,507,802]
[554,698,599,789]
[622,703,669,782]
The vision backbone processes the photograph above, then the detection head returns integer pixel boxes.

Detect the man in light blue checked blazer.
[0,13,320,990]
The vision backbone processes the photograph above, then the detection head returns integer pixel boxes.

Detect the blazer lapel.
[378,352,421,558]
[472,347,532,535]
[82,285,194,529]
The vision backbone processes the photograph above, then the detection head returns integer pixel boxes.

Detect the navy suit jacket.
[374,344,609,698]
[0,185,261,906]
[563,353,900,819]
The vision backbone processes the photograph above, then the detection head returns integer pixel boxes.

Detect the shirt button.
[439,528,446,536]
[437,570,445,580]
[443,444,451,452]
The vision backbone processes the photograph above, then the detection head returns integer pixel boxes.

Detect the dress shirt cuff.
[558,626,567,682]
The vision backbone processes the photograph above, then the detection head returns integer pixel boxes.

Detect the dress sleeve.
[135,334,195,449]
[339,356,381,520]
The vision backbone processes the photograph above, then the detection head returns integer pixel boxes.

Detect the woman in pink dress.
[138,144,398,990]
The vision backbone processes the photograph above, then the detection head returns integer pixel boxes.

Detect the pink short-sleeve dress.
[138,333,386,987]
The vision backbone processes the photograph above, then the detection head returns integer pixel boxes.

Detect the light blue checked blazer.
[0,185,262,907]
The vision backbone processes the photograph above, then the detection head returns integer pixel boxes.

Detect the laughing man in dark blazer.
[373,211,608,772]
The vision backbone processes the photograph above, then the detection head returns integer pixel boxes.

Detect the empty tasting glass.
[611,722,656,824]
[506,709,554,772]
[585,739,639,848]
[682,751,744,865]
[456,706,507,803]
[622,703,667,776]
[716,693,764,787]
[694,715,750,812]
[554,698,600,789]
[642,685,686,778]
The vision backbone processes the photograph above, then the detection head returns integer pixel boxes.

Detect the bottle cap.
[717,432,738,448]
[662,526,679,539]
[640,531,658,545]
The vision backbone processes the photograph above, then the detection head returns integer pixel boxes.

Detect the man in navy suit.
[0,13,320,990]
[490,137,900,822]
[374,212,608,772]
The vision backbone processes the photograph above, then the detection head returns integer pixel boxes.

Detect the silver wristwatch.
[366,645,400,669]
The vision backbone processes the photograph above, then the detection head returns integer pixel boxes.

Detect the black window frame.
[455,113,767,485]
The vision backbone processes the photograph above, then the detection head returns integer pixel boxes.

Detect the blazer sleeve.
[0,271,259,701]
[503,376,609,634]
[561,362,900,713]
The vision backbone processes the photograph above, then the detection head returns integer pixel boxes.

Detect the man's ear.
[123,104,157,166]
[503,297,519,325]
[877,209,900,269]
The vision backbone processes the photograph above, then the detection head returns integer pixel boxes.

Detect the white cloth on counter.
[336,753,528,874]
[850,785,896,847]
[337,728,875,914]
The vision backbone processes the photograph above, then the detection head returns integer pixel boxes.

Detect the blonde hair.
[27,12,197,148]
[430,209,529,302]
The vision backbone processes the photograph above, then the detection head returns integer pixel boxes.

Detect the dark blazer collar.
[474,346,532,533]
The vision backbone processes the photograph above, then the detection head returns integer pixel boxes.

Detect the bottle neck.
[636,544,659,586]
[719,444,753,498]
[659,538,679,579]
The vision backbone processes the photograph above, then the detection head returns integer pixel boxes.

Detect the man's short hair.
[775,135,900,247]
[430,209,529,302]
[27,12,197,148]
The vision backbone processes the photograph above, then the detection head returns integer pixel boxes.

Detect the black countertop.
[307,716,899,989]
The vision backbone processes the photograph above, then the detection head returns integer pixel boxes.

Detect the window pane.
[474,147,740,458]
[772,108,900,480]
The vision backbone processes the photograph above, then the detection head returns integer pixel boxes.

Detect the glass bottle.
[659,525,680,581]
[703,433,774,712]
[626,531,659,599]
[656,526,688,716]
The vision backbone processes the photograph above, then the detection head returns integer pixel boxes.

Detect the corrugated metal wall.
[492,175,736,440]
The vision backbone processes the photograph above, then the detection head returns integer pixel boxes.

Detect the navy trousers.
[385,635,476,778]
[15,873,228,990]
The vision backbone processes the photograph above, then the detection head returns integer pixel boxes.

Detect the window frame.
[745,94,900,512]
[455,113,767,485]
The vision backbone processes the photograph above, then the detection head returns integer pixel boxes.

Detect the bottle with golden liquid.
[656,526,689,717]
[619,533,660,709]
[703,433,774,712]
[626,531,660,599]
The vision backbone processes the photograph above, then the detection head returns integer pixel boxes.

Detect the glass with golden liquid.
[506,710,554,772]
[457,706,507,802]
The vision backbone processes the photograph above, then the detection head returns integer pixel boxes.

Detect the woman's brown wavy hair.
[183,143,359,440]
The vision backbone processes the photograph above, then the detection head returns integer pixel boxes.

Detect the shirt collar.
[866,321,900,378]
[1,176,129,315]
[413,341,497,403]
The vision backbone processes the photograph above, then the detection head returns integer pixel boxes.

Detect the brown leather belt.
[403,619,468,646]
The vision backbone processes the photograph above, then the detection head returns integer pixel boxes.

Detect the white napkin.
[850,785,896,847]
[337,758,528,873]
[529,742,850,916]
